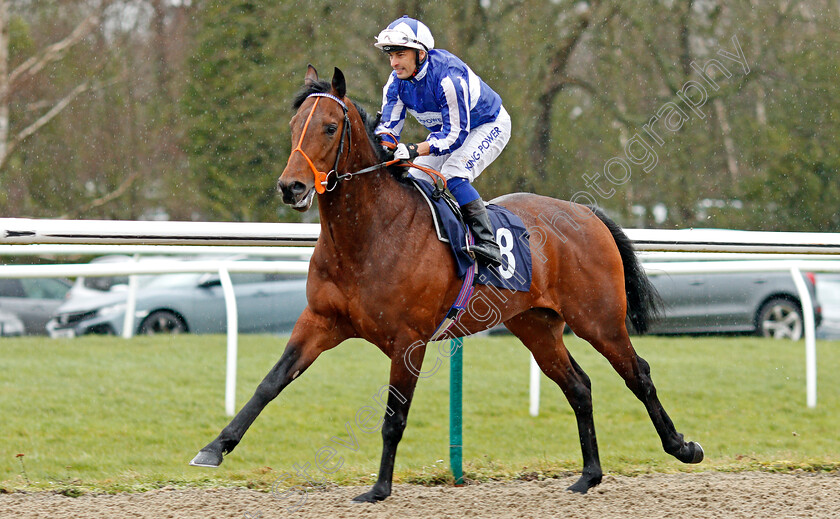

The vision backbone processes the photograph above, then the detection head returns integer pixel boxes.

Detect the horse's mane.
[292,80,396,169]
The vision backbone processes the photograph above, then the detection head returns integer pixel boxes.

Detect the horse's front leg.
[190,308,346,467]
[352,340,426,503]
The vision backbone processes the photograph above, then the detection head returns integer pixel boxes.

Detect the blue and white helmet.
[374,16,435,53]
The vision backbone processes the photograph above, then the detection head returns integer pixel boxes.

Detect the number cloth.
[411,178,532,292]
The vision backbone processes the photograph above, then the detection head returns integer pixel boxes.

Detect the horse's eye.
[325,124,338,136]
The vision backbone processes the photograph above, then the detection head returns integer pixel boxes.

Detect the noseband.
[290,93,351,194]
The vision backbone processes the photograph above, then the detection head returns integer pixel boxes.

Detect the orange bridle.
[290,93,350,194]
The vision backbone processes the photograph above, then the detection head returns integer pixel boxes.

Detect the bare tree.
[0,1,108,171]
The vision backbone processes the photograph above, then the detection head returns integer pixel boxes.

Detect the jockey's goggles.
[375,29,428,53]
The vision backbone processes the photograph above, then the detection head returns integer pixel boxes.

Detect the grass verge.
[2,333,839,494]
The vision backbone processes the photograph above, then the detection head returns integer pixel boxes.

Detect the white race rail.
[0,244,314,259]
[3,219,840,413]
[0,218,319,246]
[5,219,840,251]
[626,228,840,254]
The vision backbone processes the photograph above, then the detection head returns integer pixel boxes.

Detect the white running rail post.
[121,254,140,339]
[219,267,239,417]
[790,266,817,408]
[529,355,541,417]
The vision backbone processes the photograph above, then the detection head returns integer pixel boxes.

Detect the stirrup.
[464,243,502,268]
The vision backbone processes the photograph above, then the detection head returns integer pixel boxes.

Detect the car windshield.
[139,273,204,289]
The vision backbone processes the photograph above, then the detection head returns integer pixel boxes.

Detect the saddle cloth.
[410,178,532,293]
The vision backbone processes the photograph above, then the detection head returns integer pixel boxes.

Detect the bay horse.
[190,65,703,502]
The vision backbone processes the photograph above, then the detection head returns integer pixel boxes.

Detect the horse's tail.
[589,206,663,334]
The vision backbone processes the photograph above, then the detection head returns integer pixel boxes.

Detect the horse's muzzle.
[278,179,307,204]
[277,179,315,211]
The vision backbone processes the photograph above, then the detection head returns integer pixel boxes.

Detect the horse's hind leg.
[570,314,704,465]
[504,309,602,493]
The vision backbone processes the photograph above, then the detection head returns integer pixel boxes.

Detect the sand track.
[2,472,838,518]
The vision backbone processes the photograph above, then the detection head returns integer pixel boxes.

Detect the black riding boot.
[460,198,503,268]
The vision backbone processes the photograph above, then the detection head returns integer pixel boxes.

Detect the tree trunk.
[713,97,739,180]
[0,0,10,168]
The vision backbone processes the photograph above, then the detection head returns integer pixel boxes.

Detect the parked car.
[645,267,821,340]
[0,277,72,335]
[47,266,308,338]
[66,254,137,299]
[816,273,840,340]
[66,254,217,300]
[0,309,25,336]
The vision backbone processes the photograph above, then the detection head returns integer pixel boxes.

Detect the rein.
[293,92,447,193]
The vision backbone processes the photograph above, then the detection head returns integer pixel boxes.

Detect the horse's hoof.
[189,449,223,467]
[687,441,704,464]
[351,489,389,503]
[566,472,602,494]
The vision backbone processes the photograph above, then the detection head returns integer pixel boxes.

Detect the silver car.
[646,269,821,340]
[0,277,72,335]
[0,309,24,336]
[47,270,307,337]
[815,274,840,339]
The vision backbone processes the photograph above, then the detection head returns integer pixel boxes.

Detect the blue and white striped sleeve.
[427,74,470,155]
[375,74,406,141]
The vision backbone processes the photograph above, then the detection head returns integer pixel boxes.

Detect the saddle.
[409,178,532,293]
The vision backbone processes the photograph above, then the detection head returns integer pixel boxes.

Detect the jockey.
[374,15,511,268]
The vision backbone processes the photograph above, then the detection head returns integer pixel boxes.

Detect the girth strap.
[429,230,478,342]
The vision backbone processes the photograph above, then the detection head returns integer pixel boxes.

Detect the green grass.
[2,333,839,494]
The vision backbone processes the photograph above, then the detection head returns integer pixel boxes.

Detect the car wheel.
[139,310,187,335]
[757,298,803,340]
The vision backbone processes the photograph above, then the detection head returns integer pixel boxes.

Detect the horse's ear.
[304,64,319,87]
[331,67,346,99]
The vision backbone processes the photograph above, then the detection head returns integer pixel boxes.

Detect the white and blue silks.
[375,49,504,161]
